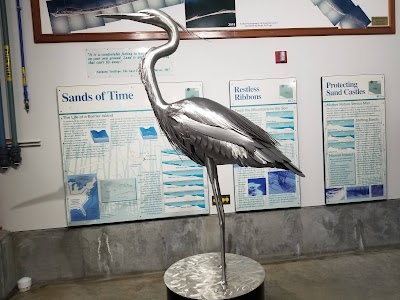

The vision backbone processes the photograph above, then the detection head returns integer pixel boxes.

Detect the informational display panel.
[322,74,386,204]
[230,78,301,211]
[58,82,209,226]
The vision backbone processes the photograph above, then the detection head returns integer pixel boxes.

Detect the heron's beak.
[96,12,150,21]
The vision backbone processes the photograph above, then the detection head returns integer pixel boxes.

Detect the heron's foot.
[218,280,227,291]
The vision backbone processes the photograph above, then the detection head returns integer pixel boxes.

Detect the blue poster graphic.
[248,178,267,196]
[67,174,100,221]
[268,171,296,194]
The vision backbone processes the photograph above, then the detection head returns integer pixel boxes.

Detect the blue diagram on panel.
[327,119,354,131]
[164,179,204,187]
[100,178,137,202]
[140,126,158,140]
[162,159,200,167]
[328,130,355,142]
[279,85,294,99]
[68,174,100,222]
[268,170,296,194]
[90,130,109,143]
[346,186,370,199]
[271,133,295,141]
[327,141,355,150]
[266,111,295,136]
[162,146,206,212]
[164,187,206,210]
[371,184,384,197]
[162,149,184,156]
[248,178,266,196]
[164,191,205,198]
[163,169,204,178]
[327,120,355,153]
[369,81,382,95]
[165,201,206,209]
[267,122,295,131]
[266,111,294,122]
[185,87,200,98]
[326,187,345,202]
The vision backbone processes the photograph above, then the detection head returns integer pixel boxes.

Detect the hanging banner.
[58,82,209,226]
[230,78,301,211]
[322,74,386,204]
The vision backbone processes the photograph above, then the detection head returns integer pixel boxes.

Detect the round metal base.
[164,253,265,300]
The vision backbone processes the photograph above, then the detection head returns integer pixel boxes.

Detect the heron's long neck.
[140,22,179,112]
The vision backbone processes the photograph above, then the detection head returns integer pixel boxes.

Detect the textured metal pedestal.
[164,253,265,300]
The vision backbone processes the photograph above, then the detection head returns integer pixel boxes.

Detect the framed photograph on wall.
[31,0,395,43]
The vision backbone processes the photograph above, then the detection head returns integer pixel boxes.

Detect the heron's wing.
[173,97,279,146]
[168,98,290,163]
[169,98,305,176]
[171,112,285,162]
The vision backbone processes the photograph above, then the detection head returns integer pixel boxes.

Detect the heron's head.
[98,9,174,29]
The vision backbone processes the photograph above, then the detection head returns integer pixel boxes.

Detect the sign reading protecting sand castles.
[322,74,387,204]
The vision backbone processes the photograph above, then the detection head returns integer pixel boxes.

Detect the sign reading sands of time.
[57,82,210,226]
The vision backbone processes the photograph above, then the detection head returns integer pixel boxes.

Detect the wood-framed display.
[31,0,395,43]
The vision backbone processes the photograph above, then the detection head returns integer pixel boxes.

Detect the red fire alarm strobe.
[275,51,287,63]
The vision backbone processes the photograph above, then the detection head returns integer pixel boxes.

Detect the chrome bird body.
[100,9,304,289]
[160,97,302,170]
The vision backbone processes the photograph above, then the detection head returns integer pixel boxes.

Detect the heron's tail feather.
[279,161,305,177]
[254,148,305,177]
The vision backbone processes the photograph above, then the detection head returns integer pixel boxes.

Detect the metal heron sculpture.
[100,9,305,288]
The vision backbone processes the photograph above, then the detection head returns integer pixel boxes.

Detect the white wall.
[0,1,399,232]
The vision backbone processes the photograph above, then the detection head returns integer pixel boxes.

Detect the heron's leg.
[205,156,227,288]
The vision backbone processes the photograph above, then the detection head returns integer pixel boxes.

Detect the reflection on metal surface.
[164,253,265,299]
